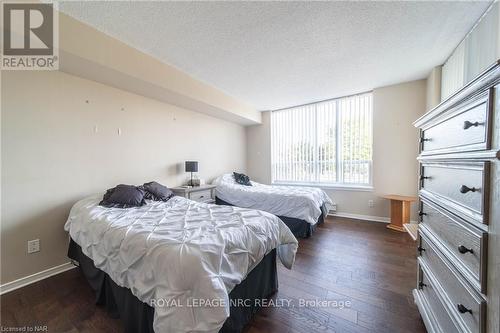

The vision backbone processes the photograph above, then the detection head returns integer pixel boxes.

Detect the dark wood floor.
[1,217,426,333]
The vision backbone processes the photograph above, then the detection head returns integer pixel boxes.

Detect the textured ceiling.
[59,1,492,111]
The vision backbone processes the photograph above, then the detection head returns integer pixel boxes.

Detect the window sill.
[271,182,374,192]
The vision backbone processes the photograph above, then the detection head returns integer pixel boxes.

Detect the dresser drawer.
[420,92,491,155]
[415,263,460,333]
[419,232,486,333]
[188,189,213,202]
[420,199,487,293]
[420,161,490,225]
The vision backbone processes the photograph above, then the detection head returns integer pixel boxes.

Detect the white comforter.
[64,195,298,333]
[213,174,333,224]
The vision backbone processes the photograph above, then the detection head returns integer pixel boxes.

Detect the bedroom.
[1,1,500,333]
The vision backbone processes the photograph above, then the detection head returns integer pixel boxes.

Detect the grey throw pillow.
[99,184,147,208]
[142,181,174,201]
[233,172,252,186]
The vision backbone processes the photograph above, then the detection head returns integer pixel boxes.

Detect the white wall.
[426,66,442,111]
[1,70,246,284]
[371,80,426,202]
[246,79,427,222]
[246,111,272,184]
[441,2,499,100]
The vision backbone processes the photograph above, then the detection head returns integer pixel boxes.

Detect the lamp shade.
[185,161,198,173]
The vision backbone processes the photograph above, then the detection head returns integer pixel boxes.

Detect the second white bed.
[213,174,333,228]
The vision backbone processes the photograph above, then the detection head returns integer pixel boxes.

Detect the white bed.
[213,174,333,227]
[64,194,298,333]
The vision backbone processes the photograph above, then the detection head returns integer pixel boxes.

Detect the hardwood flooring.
[0,217,426,333]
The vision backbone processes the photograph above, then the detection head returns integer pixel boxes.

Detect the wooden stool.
[381,195,417,233]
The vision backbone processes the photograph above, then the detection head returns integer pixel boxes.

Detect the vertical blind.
[271,92,373,186]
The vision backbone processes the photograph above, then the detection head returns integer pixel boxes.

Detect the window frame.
[270,92,373,190]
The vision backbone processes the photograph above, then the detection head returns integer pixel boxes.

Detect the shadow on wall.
[167,163,182,177]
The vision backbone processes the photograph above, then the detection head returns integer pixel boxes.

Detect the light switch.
[28,239,40,254]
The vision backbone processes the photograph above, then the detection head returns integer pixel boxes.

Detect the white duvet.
[213,174,333,224]
[64,195,298,333]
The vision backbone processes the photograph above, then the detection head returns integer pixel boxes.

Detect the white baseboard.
[329,211,417,224]
[0,262,76,295]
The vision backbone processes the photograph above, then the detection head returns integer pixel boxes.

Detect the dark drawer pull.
[199,195,204,198]
[460,185,477,194]
[458,245,474,254]
[418,211,427,222]
[417,246,426,254]
[457,304,473,314]
[419,176,430,181]
[419,137,430,143]
[463,121,479,130]
[418,282,427,289]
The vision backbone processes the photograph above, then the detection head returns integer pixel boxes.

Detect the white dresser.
[413,60,500,333]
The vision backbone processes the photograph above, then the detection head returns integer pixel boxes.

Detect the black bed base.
[215,197,325,238]
[68,239,278,333]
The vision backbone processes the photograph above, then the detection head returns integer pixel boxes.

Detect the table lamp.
[185,161,198,186]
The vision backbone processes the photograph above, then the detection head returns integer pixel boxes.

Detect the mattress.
[64,195,298,333]
[213,174,333,224]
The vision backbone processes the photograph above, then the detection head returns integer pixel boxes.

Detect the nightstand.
[171,184,217,204]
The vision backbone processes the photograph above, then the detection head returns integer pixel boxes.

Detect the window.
[271,92,373,187]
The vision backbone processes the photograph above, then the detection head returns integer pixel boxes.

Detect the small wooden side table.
[381,194,417,232]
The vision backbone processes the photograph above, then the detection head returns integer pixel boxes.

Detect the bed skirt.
[67,238,278,333]
[215,197,325,238]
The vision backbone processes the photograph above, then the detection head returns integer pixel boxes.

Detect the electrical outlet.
[368,200,374,208]
[27,239,40,254]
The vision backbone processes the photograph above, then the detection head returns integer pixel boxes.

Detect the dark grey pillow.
[233,172,252,186]
[99,184,147,208]
[142,181,173,201]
